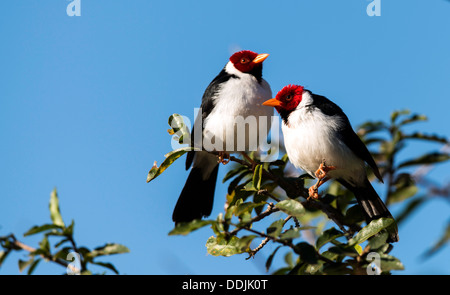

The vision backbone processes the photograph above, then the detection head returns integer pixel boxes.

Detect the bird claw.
[218,152,230,165]
[314,161,336,179]
[308,186,320,200]
[308,160,335,200]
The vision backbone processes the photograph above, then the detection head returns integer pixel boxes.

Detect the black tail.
[339,179,399,243]
[172,152,219,224]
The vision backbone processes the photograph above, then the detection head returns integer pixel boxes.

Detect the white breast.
[203,63,273,153]
[282,92,366,186]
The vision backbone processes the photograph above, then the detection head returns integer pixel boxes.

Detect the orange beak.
[252,53,269,64]
[262,98,282,107]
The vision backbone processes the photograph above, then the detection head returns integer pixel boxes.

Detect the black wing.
[310,92,383,182]
[185,68,239,169]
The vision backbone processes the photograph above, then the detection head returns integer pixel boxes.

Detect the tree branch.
[226,153,359,236]
[4,234,79,273]
[246,215,294,259]
[228,203,279,237]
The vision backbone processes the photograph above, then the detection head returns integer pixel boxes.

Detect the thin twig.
[246,238,270,260]
[247,215,293,259]
[228,203,279,237]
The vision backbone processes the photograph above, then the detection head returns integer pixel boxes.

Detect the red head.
[229,50,269,73]
[263,84,304,113]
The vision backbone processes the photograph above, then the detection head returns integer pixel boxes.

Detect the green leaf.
[267,219,285,238]
[275,199,305,219]
[397,152,450,169]
[53,247,72,260]
[43,230,65,237]
[271,267,292,275]
[378,254,405,271]
[74,246,89,256]
[390,109,410,124]
[0,250,9,266]
[348,218,394,246]
[146,147,197,183]
[224,204,236,222]
[242,181,258,192]
[403,132,448,144]
[368,231,389,250]
[18,258,34,273]
[91,261,120,274]
[344,204,365,224]
[398,113,427,126]
[235,235,257,253]
[357,121,387,136]
[265,246,282,272]
[23,224,63,237]
[280,153,289,164]
[39,236,50,254]
[168,219,215,236]
[320,250,339,262]
[168,114,191,144]
[234,202,265,217]
[316,227,344,249]
[252,164,263,190]
[353,244,363,256]
[27,258,41,275]
[206,235,249,257]
[279,228,301,240]
[86,243,129,259]
[388,184,418,204]
[238,211,252,224]
[294,242,318,264]
[226,176,244,197]
[284,251,294,268]
[422,222,450,259]
[222,164,248,183]
[322,263,353,275]
[328,245,361,258]
[63,219,75,236]
[49,188,65,228]
[212,213,226,234]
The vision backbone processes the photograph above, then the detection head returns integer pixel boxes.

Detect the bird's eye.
[240,58,249,64]
[285,95,292,101]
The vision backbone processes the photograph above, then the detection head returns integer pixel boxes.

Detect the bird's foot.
[308,160,335,200]
[308,186,320,200]
[218,152,230,165]
[314,160,336,179]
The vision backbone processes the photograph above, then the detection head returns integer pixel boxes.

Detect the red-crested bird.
[263,85,399,242]
[173,50,272,224]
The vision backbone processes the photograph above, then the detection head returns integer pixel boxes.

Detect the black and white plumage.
[263,85,399,243]
[173,50,272,224]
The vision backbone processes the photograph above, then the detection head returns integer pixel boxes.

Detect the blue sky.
[0,1,449,275]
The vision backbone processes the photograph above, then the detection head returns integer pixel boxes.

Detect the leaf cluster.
[148,110,449,275]
[0,189,129,275]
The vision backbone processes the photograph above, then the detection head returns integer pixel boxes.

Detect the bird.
[262,84,399,242]
[172,50,273,224]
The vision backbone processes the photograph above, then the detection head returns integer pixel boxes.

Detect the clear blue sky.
[1,1,449,275]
